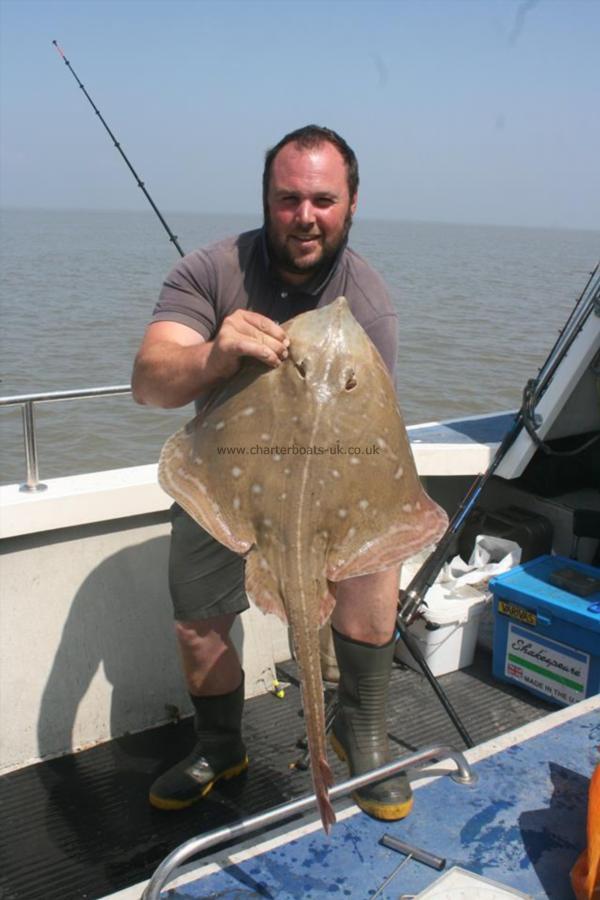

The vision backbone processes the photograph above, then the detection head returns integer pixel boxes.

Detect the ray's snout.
[284,297,367,394]
[285,297,357,346]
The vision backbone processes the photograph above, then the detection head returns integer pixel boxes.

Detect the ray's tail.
[293,618,337,834]
[316,756,336,834]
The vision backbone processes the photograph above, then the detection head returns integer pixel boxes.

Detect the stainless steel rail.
[142,744,477,900]
[0,385,131,492]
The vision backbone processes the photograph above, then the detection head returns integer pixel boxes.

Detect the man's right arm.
[131,311,290,409]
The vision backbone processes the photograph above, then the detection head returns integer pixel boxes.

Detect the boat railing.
[142,744,477,900]
[0,385,131,492]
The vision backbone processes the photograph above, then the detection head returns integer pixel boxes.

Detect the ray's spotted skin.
[158,297,448,832]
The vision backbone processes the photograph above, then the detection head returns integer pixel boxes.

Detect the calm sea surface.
[1,208,598,486]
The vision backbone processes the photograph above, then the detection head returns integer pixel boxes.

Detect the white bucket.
[396,583,488,676]
[397,536,521,676]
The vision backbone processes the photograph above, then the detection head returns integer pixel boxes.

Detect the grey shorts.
[168,503,250,621]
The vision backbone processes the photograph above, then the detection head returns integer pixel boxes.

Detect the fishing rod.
[52,40,185,258]
[399,261,600,628]
[521,264,600,457]
[393,262,600,748]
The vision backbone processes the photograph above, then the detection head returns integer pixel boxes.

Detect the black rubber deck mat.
[0,648,553,900]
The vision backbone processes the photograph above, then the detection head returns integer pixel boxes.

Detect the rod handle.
[380,834,446,870]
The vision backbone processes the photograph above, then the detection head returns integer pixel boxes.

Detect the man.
[132,125,412,821]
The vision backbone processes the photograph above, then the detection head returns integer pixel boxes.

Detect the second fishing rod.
[52,39,185,259]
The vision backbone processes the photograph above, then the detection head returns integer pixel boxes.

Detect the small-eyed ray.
[159,297,448,832]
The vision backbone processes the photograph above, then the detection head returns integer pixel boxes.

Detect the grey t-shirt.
[152,228,398,374]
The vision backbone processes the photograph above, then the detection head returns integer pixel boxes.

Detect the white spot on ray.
[376,437,386,448]
[215,421,226,431]
[403,503,413,513]
[350,457,360,465]
[394,466,404,479]
[252,484,262,494]
[260,557,269,570]
[242,406,255,416]
[347,527,356,539]
[416,501,422,510]
[332,470,341,479]
[292,415,299,423]
[263,518,273,527]
[284,467,291,475]
[338,508,348,519]
[261,433,271,442]
[232,467,242,478]
[233,497,241,511]
[279,492,287,501]
[358,499,369,510]
[273,454,282,462]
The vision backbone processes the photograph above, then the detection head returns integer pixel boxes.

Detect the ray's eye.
[295,360,307,379]
[345,372,357,391]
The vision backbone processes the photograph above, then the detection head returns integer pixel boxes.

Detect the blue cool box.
[489,554,600,707]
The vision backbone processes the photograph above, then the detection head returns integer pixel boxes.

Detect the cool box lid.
[489,554,600,633]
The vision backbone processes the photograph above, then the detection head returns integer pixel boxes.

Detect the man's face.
[265,141,358,284]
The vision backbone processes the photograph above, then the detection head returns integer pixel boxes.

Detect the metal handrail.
[142,744,477,900]
[0,385,131,492]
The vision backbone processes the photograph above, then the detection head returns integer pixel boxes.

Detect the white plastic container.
[396,536,521,676]
[395,583,488,676]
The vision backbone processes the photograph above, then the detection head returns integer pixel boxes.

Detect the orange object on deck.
[571,763,600,900]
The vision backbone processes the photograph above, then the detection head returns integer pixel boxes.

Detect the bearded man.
[132,125,412,821]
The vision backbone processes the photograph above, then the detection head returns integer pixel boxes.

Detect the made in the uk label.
[505,622,589,705]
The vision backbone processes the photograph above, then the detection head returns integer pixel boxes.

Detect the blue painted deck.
[160,696,599,899]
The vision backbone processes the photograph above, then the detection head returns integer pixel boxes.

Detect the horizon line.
[1,205,598,235]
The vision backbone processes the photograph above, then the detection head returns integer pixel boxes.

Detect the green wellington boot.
[330,628,413,821]
[149,676,248,810]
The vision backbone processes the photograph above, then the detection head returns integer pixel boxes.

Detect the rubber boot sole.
[149,755,249,811]
[330,734,413,821]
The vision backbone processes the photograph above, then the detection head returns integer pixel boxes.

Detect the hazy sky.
[1,0,598,229]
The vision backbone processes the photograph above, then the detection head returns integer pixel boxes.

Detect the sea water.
[0,208,598,485]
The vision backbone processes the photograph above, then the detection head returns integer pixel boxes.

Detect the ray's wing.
[158,361,276,556]
[244,548,289,622]
[159,422,254,554]
[159,358,303,620]
[317,347,448,582]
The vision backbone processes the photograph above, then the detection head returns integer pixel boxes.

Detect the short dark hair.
[262,125,359,211]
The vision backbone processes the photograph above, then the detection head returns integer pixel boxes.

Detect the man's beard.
[264,209,353,280]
